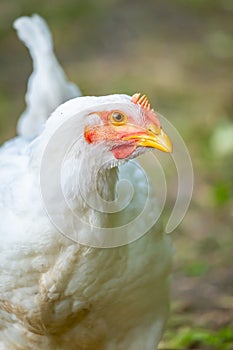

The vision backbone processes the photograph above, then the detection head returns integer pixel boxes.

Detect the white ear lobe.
[87,113,103,126]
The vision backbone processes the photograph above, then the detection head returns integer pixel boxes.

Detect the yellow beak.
[122,127,173,153]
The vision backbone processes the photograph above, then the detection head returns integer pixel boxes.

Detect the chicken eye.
[110,111,127,125]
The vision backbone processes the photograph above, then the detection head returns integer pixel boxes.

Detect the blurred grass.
[0,0,232,349]
[160,326,233,350]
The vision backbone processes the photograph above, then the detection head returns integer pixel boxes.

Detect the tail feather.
[14,14,81,139]
[13,14,53,62]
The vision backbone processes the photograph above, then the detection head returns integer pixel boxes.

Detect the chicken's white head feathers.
[37,93,172,217]
[43,92,172,160]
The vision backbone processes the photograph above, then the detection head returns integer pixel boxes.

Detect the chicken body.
[0,15,172,350]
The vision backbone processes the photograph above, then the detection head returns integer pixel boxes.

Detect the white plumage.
[0,15,172,350]
[14,14,81,139]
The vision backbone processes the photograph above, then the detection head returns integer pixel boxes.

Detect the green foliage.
[184,261,209,277]
[164,327,233,349]
[213,183,231,206]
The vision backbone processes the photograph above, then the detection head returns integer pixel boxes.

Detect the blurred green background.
[0,0,232,349]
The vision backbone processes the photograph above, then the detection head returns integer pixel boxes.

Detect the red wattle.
[111,144,136,159]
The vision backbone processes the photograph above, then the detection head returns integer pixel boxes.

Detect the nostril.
[148,125,160,135]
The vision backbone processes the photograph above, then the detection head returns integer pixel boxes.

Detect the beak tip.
[165,141,173,153]
[159,129,173,153]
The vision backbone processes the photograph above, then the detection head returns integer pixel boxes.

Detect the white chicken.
[0,15,173,350]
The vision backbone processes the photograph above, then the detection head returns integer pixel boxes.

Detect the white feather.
[14,14,81,139]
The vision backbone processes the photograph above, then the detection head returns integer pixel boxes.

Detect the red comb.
[131,93,154,112]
